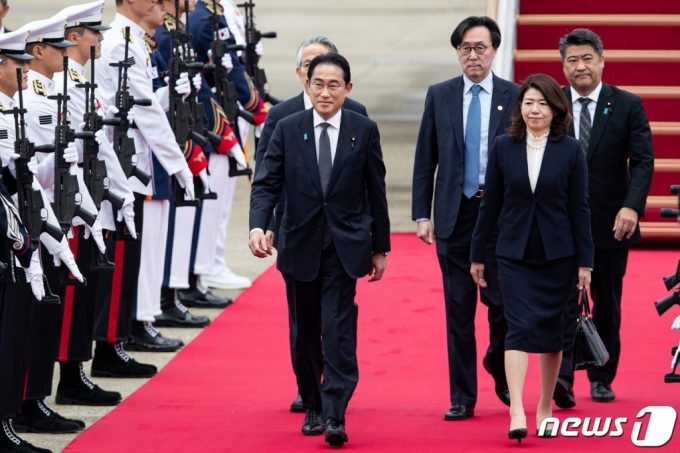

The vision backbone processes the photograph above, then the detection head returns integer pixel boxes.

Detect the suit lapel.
[294,109,323,198]
[446,77,465,157]
[563,87,576,137]
[326,109,356,196]
[488,75,511,149]
[586,83,613,162]
[516,137,534,197]
[293,92,306,113]
[533,136,554,196]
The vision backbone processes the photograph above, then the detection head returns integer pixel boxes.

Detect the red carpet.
[65,235,680,452]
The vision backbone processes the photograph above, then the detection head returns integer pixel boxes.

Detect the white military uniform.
[53,59,135,231]
[96,14,191,323]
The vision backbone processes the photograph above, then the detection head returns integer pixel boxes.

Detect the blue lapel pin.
[304,133,308,140]
[603,108,608,115]
[604,101,611,115]
[351,136,356,149]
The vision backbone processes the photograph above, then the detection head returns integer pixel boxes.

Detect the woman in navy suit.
[470,74,594,441]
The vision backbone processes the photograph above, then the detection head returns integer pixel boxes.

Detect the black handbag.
[571,288,609,370]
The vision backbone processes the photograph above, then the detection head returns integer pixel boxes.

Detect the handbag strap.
[579,288,592,317]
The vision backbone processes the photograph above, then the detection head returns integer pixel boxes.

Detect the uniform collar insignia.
[33,80,47,97]
[122,27,135,44]
[164,15,185,31]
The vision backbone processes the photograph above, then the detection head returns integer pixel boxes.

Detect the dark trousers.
[94,193,145,343]
[0,282,30,419]
[435,195,507,407]
[559,246,628,384]
[283,243,358,423]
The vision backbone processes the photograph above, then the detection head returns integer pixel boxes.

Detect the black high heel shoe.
[508,428,528,443]
[537,421,556,438]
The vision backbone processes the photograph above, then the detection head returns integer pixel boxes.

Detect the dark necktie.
[578,97,592,156]
[463,84,482,198]
[317,123,333,248]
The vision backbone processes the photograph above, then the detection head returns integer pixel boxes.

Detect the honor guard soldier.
[46,0,139,407]
[155,0,235,315]
[0,28,78,453]
[12,14,107,436]
[190,0,267,290]
[93,0,204,373]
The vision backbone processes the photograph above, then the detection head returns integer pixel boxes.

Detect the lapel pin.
[604,102,611,115]
[304,133,308,140]
[351,136,356,149]
[497,105,503,111]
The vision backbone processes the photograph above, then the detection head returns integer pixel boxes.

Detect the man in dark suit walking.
[250,53,390,447]
[411,16,519,420]
[554,29,654,408]
[254,36,368,414]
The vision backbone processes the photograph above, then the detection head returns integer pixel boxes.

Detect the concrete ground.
[5,0,482,451]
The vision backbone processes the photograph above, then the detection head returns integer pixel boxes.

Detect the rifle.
[2,68,63,303]
[49,56,99,285]
[237,0,280,105]
[202,0,255,127]
[76,46,125,271]
[109,26,153,188]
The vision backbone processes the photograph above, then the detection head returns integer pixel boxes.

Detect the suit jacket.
[412,74,519,239]
[254,93,368,242]
[563,83,654,249]
[470,134,594,268]
[250,108,390,281]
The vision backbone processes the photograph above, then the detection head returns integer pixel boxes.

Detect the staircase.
[513,0,680,241]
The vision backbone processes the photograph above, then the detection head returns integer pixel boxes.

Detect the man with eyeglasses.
[412,16,519,421]
[253,35,367,417]
[249,53,389,446]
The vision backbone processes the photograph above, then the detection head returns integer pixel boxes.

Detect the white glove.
[672,315,680,330]
[7,153,20,178]
[79,124,107,147]
[116,202,137,239]
[255,123,264,139]
[25,252,45,302]
[228,143,247,169]
[63,141,78,163]
[28,156,38,175]
[198,168,210,194]
[52,245,84,283]
[83,218,106,254]
[175,167,195,200]
[192,73,202,93]
[209,50,234,73]
[174,72,191,100]
[255,41,264,60]
[104,105,119,120]
[127,107,135,125]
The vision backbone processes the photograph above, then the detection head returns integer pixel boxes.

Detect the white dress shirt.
[313,108,341,164]
[463,72,493,187]
[570,82,602,140]
[526,130,548,193]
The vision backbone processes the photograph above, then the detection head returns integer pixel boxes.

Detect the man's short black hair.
[559,28,604,61]
[307,53,351,85]
[450,16,502,49]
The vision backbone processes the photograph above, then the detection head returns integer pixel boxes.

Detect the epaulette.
[122,27,134,44]
[33,80,47,97]
[164,15,185,31]
[68,68,84,83]
[202,0,224,16]
[144,34,156,54]
[0,102,4,112]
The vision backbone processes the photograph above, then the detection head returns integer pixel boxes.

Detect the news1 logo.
[537,406,677,447]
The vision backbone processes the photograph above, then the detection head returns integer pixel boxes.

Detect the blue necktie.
[464,84,482,199]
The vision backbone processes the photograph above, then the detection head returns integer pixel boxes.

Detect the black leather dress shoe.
[590,381,615,402]
[444,405,474,421]
[177,275,233,309]
[43,404,86,429]
[0,420,52,453]
[56,381,122,407]
[154,290,210,328]
[325,419,348,446]
[301,410,324,436]
[482,356,511,406]
[12,401,80,434]
[553,377,576,409]
[290,394,305,413]
[126,321,184,352]
[91,342,157,378]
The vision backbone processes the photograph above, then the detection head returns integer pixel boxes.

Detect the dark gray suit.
[412,74,518,407]
[250,108,389,421]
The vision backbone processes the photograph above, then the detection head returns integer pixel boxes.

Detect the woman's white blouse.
[526,130,549,193]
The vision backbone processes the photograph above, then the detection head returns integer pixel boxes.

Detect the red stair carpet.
[64,234,680,452]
